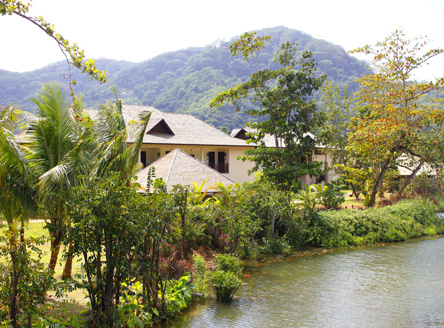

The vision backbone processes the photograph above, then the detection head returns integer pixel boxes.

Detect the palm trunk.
[49,230,63,271]
[7,223,19,328]
[62,241,73,280]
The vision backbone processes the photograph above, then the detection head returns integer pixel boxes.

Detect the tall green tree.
[91,90,151,181]
[0,105,38,327]
[319,81,366,198]
[211,33,326,191]
[26,84,87,271]
[347,30,444,206]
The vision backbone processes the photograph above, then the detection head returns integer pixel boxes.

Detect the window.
[141,151,147,167]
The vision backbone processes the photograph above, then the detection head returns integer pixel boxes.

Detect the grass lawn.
[0,219,90,321]
[341,189,394,208]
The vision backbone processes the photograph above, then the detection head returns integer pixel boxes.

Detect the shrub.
[214,254,242,277]
[306,198,444,247]
[117,280,153,327]
[192,254,211,296]
[260,232,291,254]
[0,234,59,327]
[320,184,345,209]
[162,273,193,318]
[211,270,242,302]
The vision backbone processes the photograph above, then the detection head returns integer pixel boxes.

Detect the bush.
[214,254,242,277]
[320,184,345,209]
[211,270,242,302]
[192,254,211,296]
[162,273,193,318]
[192,254,206,276]
[260,232,291,255]
[305,198,444,247]
[0,234,59,327]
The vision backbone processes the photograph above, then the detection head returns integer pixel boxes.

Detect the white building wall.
[225,147,256,184]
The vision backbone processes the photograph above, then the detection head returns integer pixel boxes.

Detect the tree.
[0,105,38,327]
[27,84,87,272]
[91,89,151,182]
[347,30,444,206]
[0,0,106,89]
[67,174,140,326]
[210,33,326,191]
[319,81,363,198]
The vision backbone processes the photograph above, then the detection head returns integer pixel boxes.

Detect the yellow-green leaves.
[229,32,271,61]
[346,29,444,206]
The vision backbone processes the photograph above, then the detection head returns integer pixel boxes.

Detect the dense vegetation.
[2,10,444,326]
[0,26,369,130]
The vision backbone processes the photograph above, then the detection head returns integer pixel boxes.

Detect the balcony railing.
[208,163,229,174]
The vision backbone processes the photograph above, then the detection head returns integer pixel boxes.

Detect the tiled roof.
[231,127,317,148]
[121,105,251,147]
[136,148,235,193]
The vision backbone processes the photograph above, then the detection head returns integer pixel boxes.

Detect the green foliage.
[259,231,291,255]
[192,254,211,296]
[161,273,193,318]
[192,254,207,276]
[320,184,345,209]
[306,199,444,247]
[66,173,142,327]
[212,34,326,190]
[229,32,271,60]
[335,165,373,200]
[214,254,242,277]
[1,27,368,131]
[211,270,242,302]
[117,280,153,328]
[197,183,260,256]
[0,234,59,327]
[296,184,321,214]
[1,0,107,89]
[348,30,444,207]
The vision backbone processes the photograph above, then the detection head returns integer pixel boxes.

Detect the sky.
[1,0,444,81]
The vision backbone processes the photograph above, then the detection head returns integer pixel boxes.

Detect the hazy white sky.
[1,0,443,80]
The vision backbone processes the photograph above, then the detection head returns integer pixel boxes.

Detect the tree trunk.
[367,160,390,207]
[181,190,188,260]
[350,183,360,200]
[48,230,63,271]
[398,161,424,196]
[6,220,23,328]
[62,242,73,280]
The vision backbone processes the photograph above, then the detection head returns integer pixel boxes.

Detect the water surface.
[176,237,444,327]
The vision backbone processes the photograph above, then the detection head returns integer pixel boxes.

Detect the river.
[171,237,444,327]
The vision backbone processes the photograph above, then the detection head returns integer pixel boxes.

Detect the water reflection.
[173,237,444,327]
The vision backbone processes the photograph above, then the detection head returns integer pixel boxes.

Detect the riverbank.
[174,235,444,328]
[3,196,443,326]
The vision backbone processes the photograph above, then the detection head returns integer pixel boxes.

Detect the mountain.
[0,26,369,130]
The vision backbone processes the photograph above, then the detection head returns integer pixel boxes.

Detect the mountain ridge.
[0,26,369,129]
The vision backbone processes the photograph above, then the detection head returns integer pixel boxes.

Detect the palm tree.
[26,84,151,278]
[27,83,87,272]
[0,105,37,327]
[91,89,151,182]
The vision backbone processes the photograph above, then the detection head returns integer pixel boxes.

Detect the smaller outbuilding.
[135,148,235,193]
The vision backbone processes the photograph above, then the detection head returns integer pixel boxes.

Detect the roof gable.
[136,148,235,193]
[146,118,175,135]
[121,105,251,147]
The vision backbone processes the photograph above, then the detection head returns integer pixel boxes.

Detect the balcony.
[208,163,229,174]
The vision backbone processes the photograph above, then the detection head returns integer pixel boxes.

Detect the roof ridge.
[165,149,178,186]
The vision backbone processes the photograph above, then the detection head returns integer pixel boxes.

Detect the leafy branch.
[1,0,107,94]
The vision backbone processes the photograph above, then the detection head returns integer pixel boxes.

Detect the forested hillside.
[0,26,369,130]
